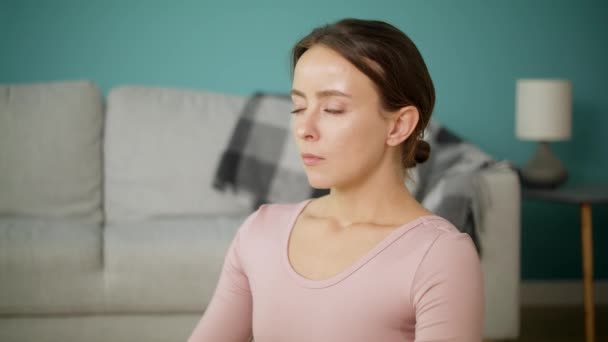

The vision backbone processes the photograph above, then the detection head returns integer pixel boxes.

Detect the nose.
[294,109,320,141]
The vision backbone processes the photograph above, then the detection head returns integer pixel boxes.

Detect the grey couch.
[0,80,520,341]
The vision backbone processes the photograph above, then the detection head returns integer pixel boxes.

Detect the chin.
[304,171,334,190]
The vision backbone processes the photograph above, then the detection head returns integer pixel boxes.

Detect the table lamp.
[515,79,572,189]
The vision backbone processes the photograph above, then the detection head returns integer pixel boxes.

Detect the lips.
[301,153,324,166]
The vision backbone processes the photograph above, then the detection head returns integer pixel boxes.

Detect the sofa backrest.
[0,80,104,224]
[103,86,253,222]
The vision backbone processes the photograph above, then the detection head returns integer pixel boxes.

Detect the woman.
[188,18,483,342]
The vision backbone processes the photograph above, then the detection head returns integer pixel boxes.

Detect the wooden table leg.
[581,202,595,342]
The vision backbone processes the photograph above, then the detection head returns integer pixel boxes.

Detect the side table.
[522,183,608,342]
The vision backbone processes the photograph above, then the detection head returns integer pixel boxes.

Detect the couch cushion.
[104,86,253,222]
[102,215,243,311]
[0,80,103,224]
[0,216,104,315]
[0,215,243,314]
[0,271,105,315]
[0,314,201,342]
[0,217,102,273]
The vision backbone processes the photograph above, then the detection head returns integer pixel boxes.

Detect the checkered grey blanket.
[407,120,503,254]
[214,93,501,254]
[213,93,329,209]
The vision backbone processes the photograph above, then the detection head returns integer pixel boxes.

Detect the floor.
[509,305,608,342]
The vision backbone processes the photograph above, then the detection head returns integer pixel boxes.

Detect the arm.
[187,215,254,342]
[411,231,484,342]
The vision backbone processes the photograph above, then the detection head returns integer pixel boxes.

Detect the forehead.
[294,45,353,74]
[292,45,378,99]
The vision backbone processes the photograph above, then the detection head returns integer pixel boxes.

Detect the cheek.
[321,118,356,151]
[290,117,296,136]
[327,114,386,155]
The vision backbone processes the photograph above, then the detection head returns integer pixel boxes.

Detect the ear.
[386,106,419,146]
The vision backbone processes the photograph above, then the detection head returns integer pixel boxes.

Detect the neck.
[324,155,419,227]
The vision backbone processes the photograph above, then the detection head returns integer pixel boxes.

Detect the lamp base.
[520,141,568,189]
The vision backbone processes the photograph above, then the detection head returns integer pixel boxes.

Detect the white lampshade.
[515,79,572,141]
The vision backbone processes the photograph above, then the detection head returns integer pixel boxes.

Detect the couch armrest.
[476,163,521,339]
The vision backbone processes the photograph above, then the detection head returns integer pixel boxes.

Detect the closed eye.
[290,108,344,114]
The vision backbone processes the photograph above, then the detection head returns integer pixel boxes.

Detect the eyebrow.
[291,89,352,99]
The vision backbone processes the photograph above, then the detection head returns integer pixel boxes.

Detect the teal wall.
[1,0,607,280]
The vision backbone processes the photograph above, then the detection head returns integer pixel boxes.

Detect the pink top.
[188,199,484,342]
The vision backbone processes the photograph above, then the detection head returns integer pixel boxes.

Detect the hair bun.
[414,140,431,164]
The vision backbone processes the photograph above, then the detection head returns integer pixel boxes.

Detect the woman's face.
[291,44,393,189]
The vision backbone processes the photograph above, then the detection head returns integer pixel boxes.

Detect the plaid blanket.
[214,93,502,254]
[213,93,328,209]
[407,120,505,255]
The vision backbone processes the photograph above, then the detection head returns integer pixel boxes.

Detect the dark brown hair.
[291,18,435,171]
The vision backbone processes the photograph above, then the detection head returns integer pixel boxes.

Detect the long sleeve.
[410,231,484,342]
[187,216,254,342]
